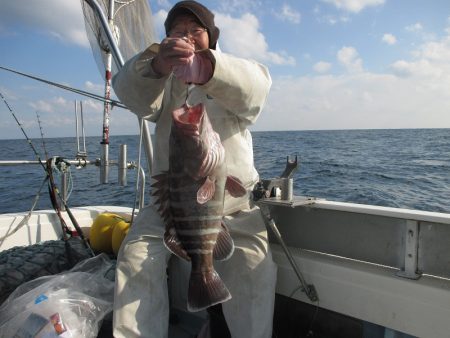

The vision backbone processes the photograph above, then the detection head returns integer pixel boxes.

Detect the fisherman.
[111,1,277,337]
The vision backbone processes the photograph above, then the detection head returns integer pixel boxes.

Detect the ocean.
[1,128,449,214]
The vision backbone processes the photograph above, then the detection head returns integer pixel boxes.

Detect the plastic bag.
[0,254,115,338]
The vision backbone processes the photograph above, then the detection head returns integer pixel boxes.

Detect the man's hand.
[151,38,195,77]
[151,38,213,84]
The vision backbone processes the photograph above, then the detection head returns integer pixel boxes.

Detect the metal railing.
[264,196,450,280]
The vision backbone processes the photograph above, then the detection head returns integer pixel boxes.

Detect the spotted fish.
[152,103,246,312]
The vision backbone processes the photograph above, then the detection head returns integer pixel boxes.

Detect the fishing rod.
[0,92,47,172]
[0,65,128,109]
[1,91,95,257]
[36,112,72,240]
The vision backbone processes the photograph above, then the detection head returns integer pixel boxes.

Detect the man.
[112,1,277,337]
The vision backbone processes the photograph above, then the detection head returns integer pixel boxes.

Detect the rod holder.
[281,178,293,201]
[119,144,127,186]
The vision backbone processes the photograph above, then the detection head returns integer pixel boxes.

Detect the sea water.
[1,128,449,214]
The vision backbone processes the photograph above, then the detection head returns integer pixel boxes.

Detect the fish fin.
[225,175,247,198]
[213,221,234,261]
[164,225,190,262]
[197,176,216,204]
[187,270,231,312]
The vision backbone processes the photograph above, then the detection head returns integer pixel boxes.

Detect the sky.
[1,0,450,139]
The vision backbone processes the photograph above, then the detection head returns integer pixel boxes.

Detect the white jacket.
[112,46,272,215]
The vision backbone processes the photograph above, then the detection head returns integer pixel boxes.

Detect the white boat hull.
[1,200,450,337]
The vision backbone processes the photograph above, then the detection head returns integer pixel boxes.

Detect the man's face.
[168,13,209,50]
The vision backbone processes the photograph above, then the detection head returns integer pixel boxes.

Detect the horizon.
[1,126,449,142]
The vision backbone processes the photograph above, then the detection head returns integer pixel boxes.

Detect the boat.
[1,180,450,337]
[1,0,450,337]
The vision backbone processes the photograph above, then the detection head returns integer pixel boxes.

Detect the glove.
[173,52,213,85]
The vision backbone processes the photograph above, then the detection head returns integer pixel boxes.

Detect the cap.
[164,1,220,49]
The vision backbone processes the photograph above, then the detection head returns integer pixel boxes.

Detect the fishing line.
[0,66,128,109]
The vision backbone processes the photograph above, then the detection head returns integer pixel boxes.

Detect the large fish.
[152,103,246,312]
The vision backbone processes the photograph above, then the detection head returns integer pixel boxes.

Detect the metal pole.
[138,167,146,209]
[80,101,87,156]
[84,0,125,67]
[75,101,80,154]
[140,118,153,175]
[119,144,127,186]
[0,160,93,166]
[259,202,319,302]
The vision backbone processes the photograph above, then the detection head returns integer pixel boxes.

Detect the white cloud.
[337,46,363,72]
[390,28,450,79]
[217,1,259,15]
[85,81,105,95]
[382,33,397,45]
[257,28,450,131]
[215,13,295,65]
[419,39,450,62]
[276,4,301,24]
[81,99,103,114]
[29,100,54,113]
[29,96,70,113]
[313,6,350,25]
[0,0,88,47]
[390,60,439,78]
[259,69,450,131]
[313,61,332,73]
[321,0,385,13]
[406,22,423,32]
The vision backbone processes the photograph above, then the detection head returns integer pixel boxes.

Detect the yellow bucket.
[90,213,130,254]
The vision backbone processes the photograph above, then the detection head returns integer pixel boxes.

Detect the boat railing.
[262,196,450,280]
[0,142,145,209]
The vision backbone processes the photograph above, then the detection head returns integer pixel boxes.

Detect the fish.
[152,102,247,312]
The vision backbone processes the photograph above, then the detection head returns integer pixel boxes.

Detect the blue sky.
[1,0,450,139]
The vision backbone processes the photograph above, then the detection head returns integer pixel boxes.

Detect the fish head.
[171,103,224,179]
[172,103,204,138]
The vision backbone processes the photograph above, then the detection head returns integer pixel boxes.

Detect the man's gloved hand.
[173,52,213,85]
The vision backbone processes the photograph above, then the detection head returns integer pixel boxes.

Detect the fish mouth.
[172,103,204,136]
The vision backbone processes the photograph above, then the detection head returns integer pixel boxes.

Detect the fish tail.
[187,270,231,312]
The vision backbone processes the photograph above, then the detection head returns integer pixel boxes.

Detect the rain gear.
[112,45,277,338]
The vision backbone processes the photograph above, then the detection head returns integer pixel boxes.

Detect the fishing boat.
[1,1,449,337]
[2,167,450,338]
